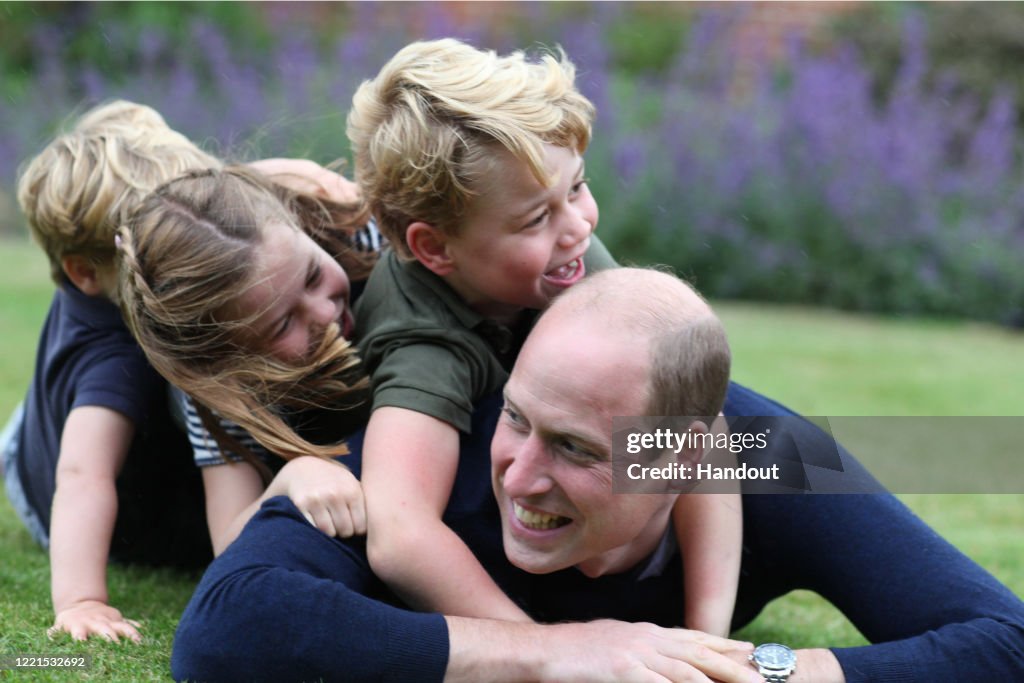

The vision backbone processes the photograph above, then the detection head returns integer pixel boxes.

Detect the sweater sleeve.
[826,495,1024,682]
[171,496,449,683]
[742,491,1024,682]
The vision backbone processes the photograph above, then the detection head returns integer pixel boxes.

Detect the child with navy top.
[3,101,218,644]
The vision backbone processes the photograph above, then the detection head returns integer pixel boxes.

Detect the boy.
[4,101,220,643]
[349,39,741,634]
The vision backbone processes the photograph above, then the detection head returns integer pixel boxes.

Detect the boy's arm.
[676,415,743,636]
[49,406,140,643]
[363,406,531,622]
[674,492,743,637]
[247,158,360,204]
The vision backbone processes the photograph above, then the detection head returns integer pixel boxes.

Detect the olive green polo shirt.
[354,237,617,433]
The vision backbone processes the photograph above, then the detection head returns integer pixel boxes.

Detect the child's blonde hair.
[17,99,221,284]
[118,166,372,469]
[347,38,595,257]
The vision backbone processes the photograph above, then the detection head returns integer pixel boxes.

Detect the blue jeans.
[2,402,49,548]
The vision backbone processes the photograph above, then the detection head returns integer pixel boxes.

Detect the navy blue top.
[172,383,1024,682]
[11,282,206,563]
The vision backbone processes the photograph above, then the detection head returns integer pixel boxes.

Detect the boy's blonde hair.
[118,166,371,469]
[347,38,595,257]
[17,99,221,284]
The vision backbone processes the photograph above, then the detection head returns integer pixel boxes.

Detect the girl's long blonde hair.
[118,166,374,470]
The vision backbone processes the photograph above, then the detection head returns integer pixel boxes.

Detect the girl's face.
[230,221,353,363]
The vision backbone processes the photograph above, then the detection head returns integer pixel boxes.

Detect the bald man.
[174,268,1024,683]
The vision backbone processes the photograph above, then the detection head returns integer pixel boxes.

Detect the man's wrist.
[788,648,844,683]
[445,616,544,683]
[750,643,797,682]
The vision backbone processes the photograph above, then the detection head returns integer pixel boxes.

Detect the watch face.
[753,643,796,669]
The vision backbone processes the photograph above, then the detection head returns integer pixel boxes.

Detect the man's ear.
[406,221,455,276]
[61,254,104,296]
[675,420,711,467]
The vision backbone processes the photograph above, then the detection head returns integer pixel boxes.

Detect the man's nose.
[501,437,554,498]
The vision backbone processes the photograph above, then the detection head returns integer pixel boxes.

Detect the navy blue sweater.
[172,384,1024,682]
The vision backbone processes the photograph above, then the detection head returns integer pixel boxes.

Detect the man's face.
[490,311,676,577]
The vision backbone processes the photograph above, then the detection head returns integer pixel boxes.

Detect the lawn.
[0,237,1021,678]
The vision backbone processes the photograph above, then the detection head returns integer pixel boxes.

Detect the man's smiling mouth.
[514,502,571,530]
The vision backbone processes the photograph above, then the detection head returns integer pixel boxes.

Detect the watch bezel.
[751,642,797,670]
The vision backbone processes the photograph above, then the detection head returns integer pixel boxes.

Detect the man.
[172,269,1024,682]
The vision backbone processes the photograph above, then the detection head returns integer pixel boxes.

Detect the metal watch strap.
[762,672,791,683]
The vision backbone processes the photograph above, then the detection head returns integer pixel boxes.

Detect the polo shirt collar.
[405,259,525,357]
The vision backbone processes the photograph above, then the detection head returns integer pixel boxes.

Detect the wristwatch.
[750,642,797,682]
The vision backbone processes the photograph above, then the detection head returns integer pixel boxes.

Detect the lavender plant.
[1,3,1020,324]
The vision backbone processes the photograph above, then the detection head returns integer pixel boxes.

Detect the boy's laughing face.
[441,143,598,323]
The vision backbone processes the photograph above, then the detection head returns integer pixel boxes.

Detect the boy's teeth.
[548,259,579,279]
[514,502,569,530]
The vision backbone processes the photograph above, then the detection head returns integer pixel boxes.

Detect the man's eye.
[502,405,524,425]
[558,439,590,459]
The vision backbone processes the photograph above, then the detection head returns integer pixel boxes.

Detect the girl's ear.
[407,222,455,276]
[61,254,105,296]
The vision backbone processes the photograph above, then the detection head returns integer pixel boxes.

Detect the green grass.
[718,301,1024,417]
[0,237,1021,676]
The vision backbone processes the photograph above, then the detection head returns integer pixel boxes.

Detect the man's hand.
[539,621,761,683]
[272,457,367,538]
[446,617,763,683]
[49,600,141,643]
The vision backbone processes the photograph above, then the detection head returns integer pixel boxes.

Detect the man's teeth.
[547,259,579,280]
[514,502,569,530]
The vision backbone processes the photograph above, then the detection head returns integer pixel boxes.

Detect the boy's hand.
[49,600,142,643]
[275,457,367,538]
[248,158,361,204]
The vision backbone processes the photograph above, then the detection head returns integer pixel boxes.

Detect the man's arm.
[49,406,140,643]
[206,456,366,555]
[791,649,844,682]
[173,495,763,683]
[741,490,1024,682]
[362,407,530,621]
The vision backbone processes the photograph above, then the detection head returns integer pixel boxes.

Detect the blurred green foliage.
[835,2,1024,113]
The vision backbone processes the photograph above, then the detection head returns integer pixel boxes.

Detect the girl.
[118,166,377,554]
